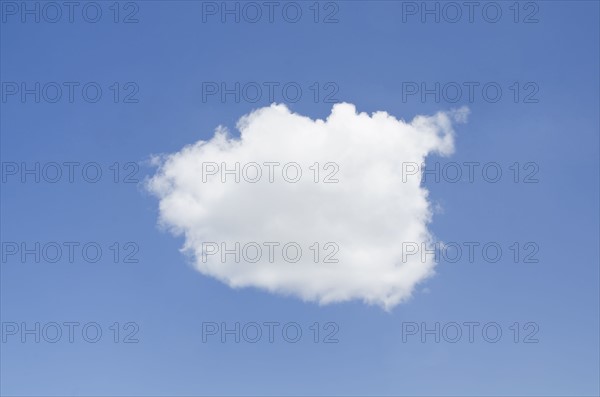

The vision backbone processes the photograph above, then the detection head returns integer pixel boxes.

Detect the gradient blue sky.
[1,1,599,396]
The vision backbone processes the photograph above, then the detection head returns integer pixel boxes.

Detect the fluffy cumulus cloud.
[147,103,468,309]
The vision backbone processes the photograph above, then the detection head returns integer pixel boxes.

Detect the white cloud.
[147,103,468,310]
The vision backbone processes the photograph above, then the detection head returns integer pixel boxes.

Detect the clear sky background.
[1,1,599,396]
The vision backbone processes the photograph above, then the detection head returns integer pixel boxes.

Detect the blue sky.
[1,1,599,396]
